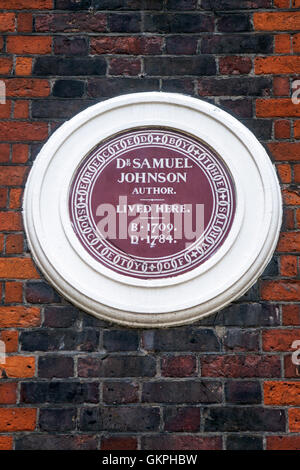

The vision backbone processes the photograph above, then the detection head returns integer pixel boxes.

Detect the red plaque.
[69,128,236,279]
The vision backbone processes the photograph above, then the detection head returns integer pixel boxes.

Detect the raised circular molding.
[23,92,282,328]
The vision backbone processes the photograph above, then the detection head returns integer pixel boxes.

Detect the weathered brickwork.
[0,0,299,451]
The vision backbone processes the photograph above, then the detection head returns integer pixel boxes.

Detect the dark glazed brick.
[201,0,271,9]
[80,406,160,432]
[100,356,156,377]
[43,306,78,328]
[165,36,198,55]
[238,283,260,302]
[15,434,98,450]
[38,355,74,378]
[101,436,138,450]
[20,329,99,352]
[225,381,262,404]
[33,57,106,76]
[144,14,214,33]
[161,355,197,377]
[101,407,160,432]
[167,0,197,8]
[142,380,222,404]
[103,329,139,351]
[142,328,220,352]
[32,100,97,119]
[202,35,272,54]
[198,303,280,327]
[88,78,159,98]
[144,56,216,77]
[226,435,263,451]
[161,79,195,95]
[39,408,77,431]
[53,80,85,98]
[224,329,260,352]
[220,99,253,118]
[163,407,200,432]
[242,119,272,141]
[93,0,142,9]
[204,407,285,432]
[25,281,61,304]
[21,381,99,404]
[54,36,88,56]
[262,257,279,277]
[103,381,139,404]
[108,14,141,32]
[217,15,252,32]
[55,0,92,8]
[198,77,271,97]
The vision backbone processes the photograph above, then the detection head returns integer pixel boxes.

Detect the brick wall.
[0,0,299,451]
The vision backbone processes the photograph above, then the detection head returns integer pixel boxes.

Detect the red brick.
[7,36,52,55]
[0,258,39,280]
[274,120,291,139]
[0,1,53,9]
[6,234,24,254]
[101,437,138,450]
[276,163,292,183]
[17,13,32,32]
[294,0,300,6]
[277,232,300,251]
[5,281,23,302]
[264,381,300,405]
[261,280,300,301]
[91,36,163,55]
[263,329,300,351]
[0,188,7,208]
[9,188,23,209]
[0,13,15,32]
[0,436,13,450]
[282,189,300,205]
[15,58,33,76]
[284,208,295,229]
[256,56,300,75]
[0,383,17,404]
[201,355,280,378]
[254,12,300,31]
[0,212,22,231]
[219,56,252,75]
[12,143,29,163]
[257,99,300,118]
[0,122,48,141]
[0,330,18,352]
[274,0,290,6]
[1,356,35,378]
[0,306,40,327]
[142,436,222,450]
[289,408,300,432]
[0,166,25,186]
[0,57,13,75]
[268,142,300,161]
[280,255,298,276]
[14,100,29,119]
[0,101,11,119]
[273,76,290,96]
[267,436,300,450]
[0,408,36,431]
[161,355,196,377]
[5,78,49,97]
[0,144,10,163]
[284,354,300,378]
[283,304,300,325]
[275,34,291,54]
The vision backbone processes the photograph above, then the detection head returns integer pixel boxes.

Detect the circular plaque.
[23,92,282,328]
